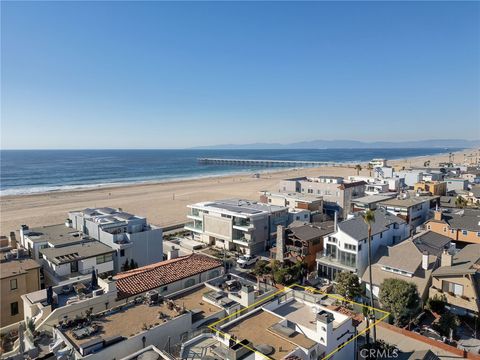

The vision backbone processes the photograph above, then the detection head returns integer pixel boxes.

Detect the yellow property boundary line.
[207,284,390,360]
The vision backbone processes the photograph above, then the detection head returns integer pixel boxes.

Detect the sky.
[1,1,479,149]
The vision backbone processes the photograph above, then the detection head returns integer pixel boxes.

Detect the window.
[380,232,383,239]
[185,278,196,288]
[96,253,114,264]
[162,286,168,292]
[443,227,447,232]
[308,189,313,194]
[119,249,125,257]
[462,230,468,236]
[10,279,17,290]
[209,270,220,279]
[442,281,463,296]
[344,244,356,251]
[10,302,19,316]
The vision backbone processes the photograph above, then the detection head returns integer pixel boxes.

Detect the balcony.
[185,222,203,233]
[429,287,478,313]
[316,253,356,272]
[286,245,309,256]
[232,237,249,246]
[233,218,253,231]
[187,210,203,221]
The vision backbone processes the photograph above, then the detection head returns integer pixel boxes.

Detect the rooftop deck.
[171,286,223,319]
[224,310,316,359]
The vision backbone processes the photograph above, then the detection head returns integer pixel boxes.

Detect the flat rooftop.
[223,310,316,359]
[64,302,180,347]
[40,241,114,265]
[379,195,439,207]
[193,199,286,216]
[25,224,89,245]
[0,258,40,279]
[272,300,349,331]
[262,191,323,202]
[170,285,222,319]
[352,194,397,205]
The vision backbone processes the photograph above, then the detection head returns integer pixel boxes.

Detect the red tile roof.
[114,254,223,299]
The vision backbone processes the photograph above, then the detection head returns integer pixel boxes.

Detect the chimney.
[65,218,73,228]
[167,246,179,260]
[434,211,442,221]
[441,248,453,267]
[276,225,286,263]
[9,232,17,250]
[240,284,255,306]
[422,251,429,270]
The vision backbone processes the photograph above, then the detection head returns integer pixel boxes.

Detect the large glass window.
[338,250,356,268]
[96,253,114,264]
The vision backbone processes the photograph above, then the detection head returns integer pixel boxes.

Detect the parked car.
[237,255,258,268]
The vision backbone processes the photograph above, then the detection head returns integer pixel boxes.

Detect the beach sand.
[0,149,476,235]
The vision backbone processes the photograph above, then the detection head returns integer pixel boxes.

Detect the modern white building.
[185,199,289,255]
[317,208,409,280]
[68,207,163,272]
[40,241,115,285]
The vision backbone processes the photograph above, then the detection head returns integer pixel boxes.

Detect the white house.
[317,208,409,280]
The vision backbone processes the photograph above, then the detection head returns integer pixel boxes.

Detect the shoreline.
[0,148,475,235]
[0,148,466,198]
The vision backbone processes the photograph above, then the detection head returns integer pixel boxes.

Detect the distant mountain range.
[192,139,479,150]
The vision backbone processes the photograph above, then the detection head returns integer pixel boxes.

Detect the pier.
[198,158,347,167]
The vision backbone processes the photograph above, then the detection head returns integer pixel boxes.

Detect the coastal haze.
[0,148,474,235]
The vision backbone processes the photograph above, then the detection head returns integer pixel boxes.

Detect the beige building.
[278,176,365,218]
[1,257,41,327]
[429,244,480,316]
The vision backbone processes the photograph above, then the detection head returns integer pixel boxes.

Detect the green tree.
[379,279,420,325]
[253,260,270,276]
[425,294,447,314]
[435,312,460,337]
[334,272,362,302]
[129,259,138,270]
[122,259,130,272]
[362,209,377,343]
[355,164,362,176]
[367,163,373,177]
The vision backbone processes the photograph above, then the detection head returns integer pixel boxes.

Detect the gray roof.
[439,196,457,208]
[406,350,440,360]
[351,194,397,206]
[432,244,480,277]
[442,208,480,232]
[362,240,436,296]
[337,208,406,241]
[288,221,335,241]
[40,241,115,265]
[379,195,439,208]
[25,224,92,246]
[412,231,451,258]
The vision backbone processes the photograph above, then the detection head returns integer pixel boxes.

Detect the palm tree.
[362,209,377,345]
[355,164,362,176]
[367,163,373,177]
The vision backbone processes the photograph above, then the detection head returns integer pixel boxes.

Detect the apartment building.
[278,176,365,218]
[259,191,323,223]
[185,199,289,255]
[1,255,41,327]
[425,209,480,245]
[378,193,439,230]
[429,245,480,316]
[414,181,447,196]
[317,208,409,280]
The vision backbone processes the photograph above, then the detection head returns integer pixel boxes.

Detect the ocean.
[0,148,459,196]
